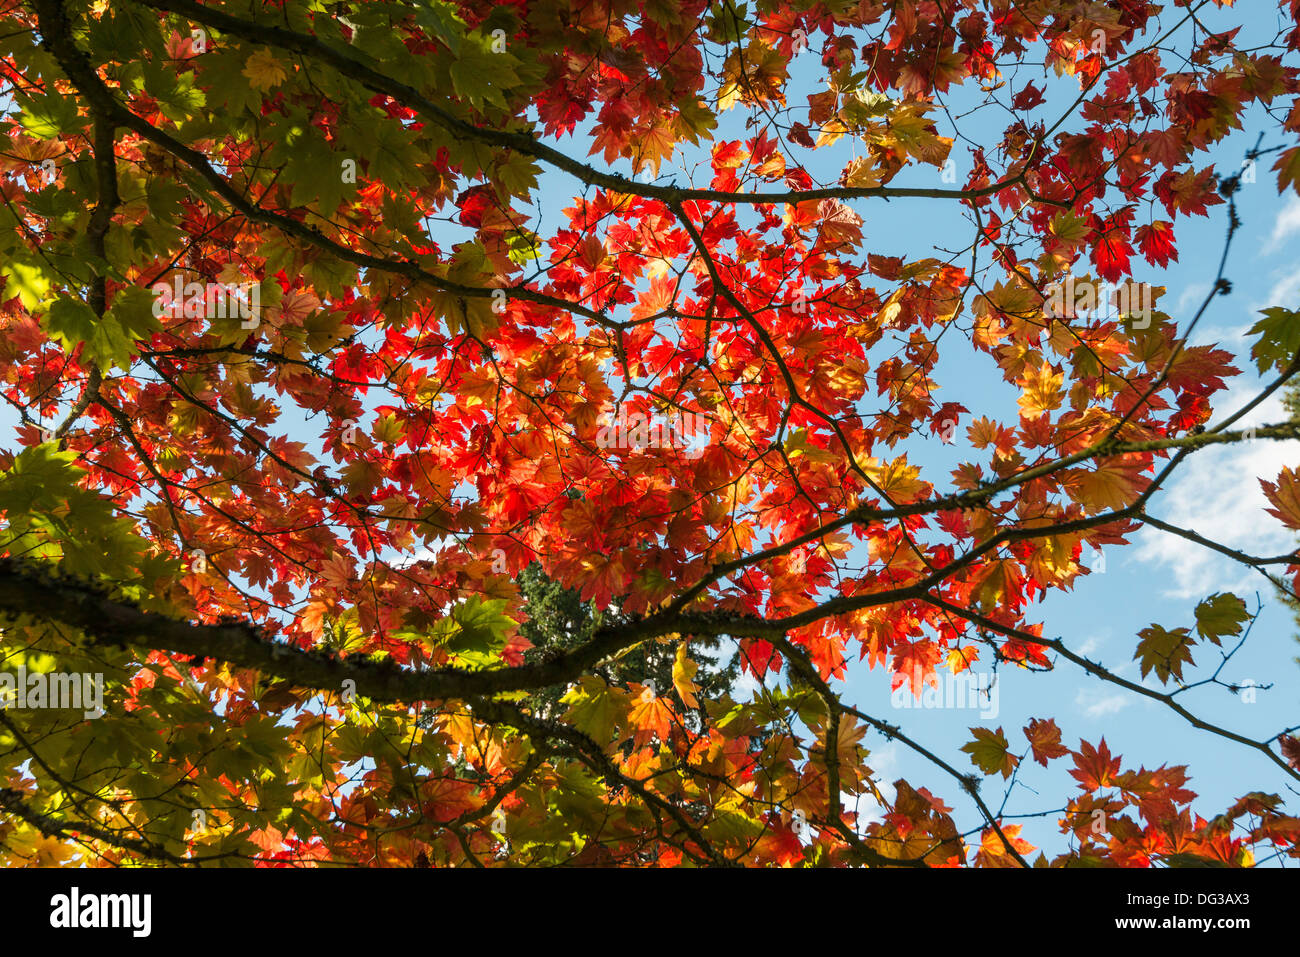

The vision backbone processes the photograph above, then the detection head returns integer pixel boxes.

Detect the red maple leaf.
[1134,220,1178,266]
[1070,738,1123,791]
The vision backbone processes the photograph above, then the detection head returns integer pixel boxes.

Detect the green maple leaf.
[506,228,542,265]
[561,677,627,745]
[139,59,207,124]
[1135,624,1195,684]
[100,285,163,366]
[416,595,517,666]
[961,726,1017,779]
[15,89,79,139]
[283,126,351,214]
[449,32,521,110]
[412,0,466,54]
[366,119,426,193]
[195,50,263,118]
[44,287,163,370]
[90,5,163,61]
[1193,592,1250,645]
[1,256,52,311]
[44,297,98,354]
[1247,307,1300,374]
[494,152,540,201]
[0,447,159,580]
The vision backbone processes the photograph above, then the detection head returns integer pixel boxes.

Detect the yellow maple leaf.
[672,642,701,710]
[1065,462,1142,515]
[976,823,1035,867]
[983,279,1040,321]
[866,454,928,502]
[717,43,788,112]
[946,645,980,674]
[1027,532,1077,584]
[1017,361,1064,420]
[243,48,288,92]
[842,156,885,189]
[876,103,953,166]
[632,121,677,177]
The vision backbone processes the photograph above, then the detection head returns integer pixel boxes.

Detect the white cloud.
[854,743,899,827]
[731,668,762,700]
[1073,632,1108,657]
[1188,263,1300,347]
[1175,282,1210,318]
[1268,195,1300,251]
[1134,387,1300,598]
[1074,686,1130,720]
[1263,267,1300,314]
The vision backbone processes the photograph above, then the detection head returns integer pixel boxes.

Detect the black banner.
[0,865,1284,945]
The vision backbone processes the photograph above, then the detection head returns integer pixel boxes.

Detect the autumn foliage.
[0,0,1299,867]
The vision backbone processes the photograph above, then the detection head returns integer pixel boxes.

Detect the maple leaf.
[842,156,886,189]
[1143,127,1187,168]
[836,715,870,771]
[1024,718,1069,767]
[891,639,942,696]
[1281,735,1300,772]
[1261,466,1300,530]
[672,642,701,710]
[561,677,628,745]
[631,121,678,177]
[1274,145,1300,195]
[1156,166,1223,217]
[1164,344,1240,397]
[1063,461,1142,516]
[717,42,788,112]
[1012,83,1045,111]
[318,551,356,591]
[1247,307,1300,373]
[815,199,864,250]
[962,727,1018,779]
[1091,224,1134,282]
[1134,220,1178,267]
[974,823,1034,868]
[242,49,288,91]
[1135,624,1196,683]
[1017,361,1064,420]
[1070,739,1122,791]
[628,689,674,747]
[946,644,979,674]
[1193,593,1250,644]
[972,559,1024,612]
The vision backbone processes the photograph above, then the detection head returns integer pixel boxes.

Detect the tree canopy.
[1,0,1299,867]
